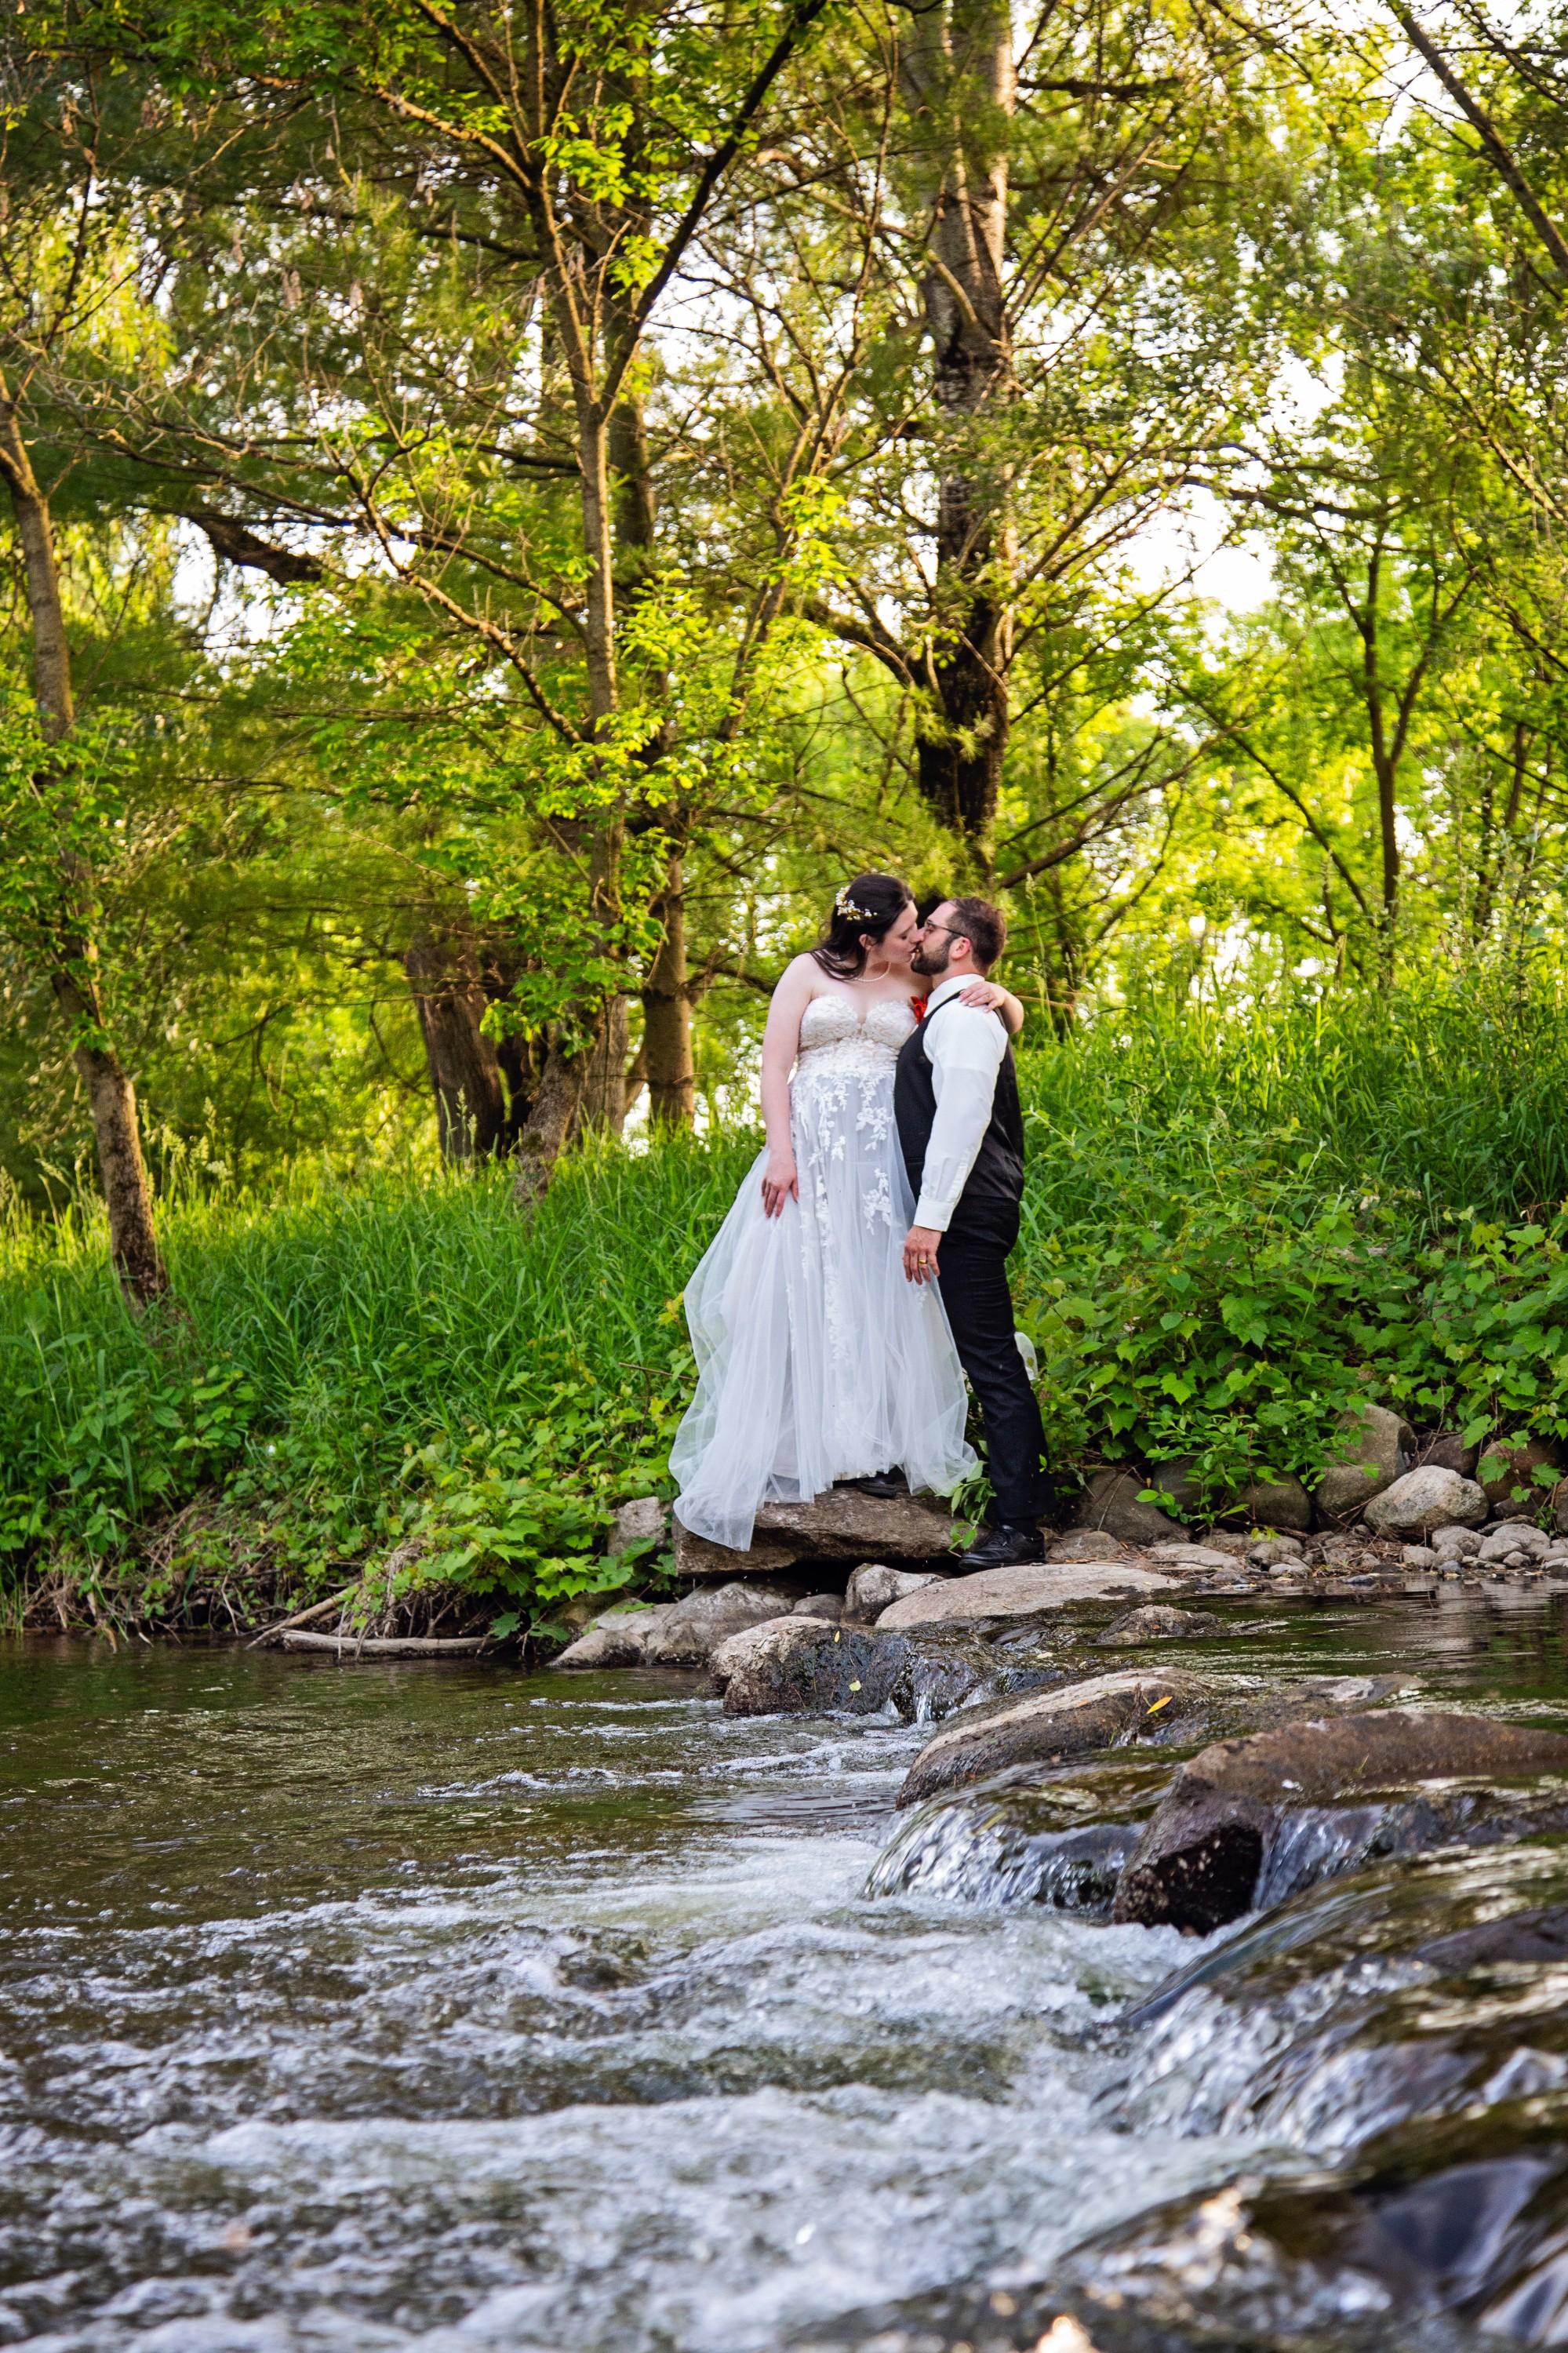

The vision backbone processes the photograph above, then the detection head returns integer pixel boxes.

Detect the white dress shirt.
[912,975,1010,1231]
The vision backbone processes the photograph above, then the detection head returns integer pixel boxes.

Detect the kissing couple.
[671,874,1055,1570]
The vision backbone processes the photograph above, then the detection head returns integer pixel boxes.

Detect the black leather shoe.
[840,1471,908,1499]
[959,1520,1046,1569]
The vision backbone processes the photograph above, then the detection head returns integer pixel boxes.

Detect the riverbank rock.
[671,1489,955,1577]
[1071,1469,1184,1544]
[842,1563,939,1622]
[555,1603,675,1667]
[1312,1402,1413,1521]
[1478,1520,1551,1566]
[1148,1543,1235,1572]
[1480,1434,1561,1511]
[1235,1475,1313,1532]
[643,1582,794,1664]
[1095,1605,1226,1648]
[607,1496,669,1555]
[1432,1522,1483,1562]
[1555,1475,1568,1535]
[1047,1529,1130,1563]
[875,1560,1173,1633]
[1364,1464,1489,1537]
[791,1591,843,1619]
[897,1669,1206,1806]
[1111,1708,1568,1933]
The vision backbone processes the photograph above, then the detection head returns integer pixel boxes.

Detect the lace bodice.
[795,993,916,1079]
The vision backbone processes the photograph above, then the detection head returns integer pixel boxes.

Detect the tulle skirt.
[670,1065,977,1552]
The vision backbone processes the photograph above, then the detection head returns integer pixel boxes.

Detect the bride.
[670,873,1025,1553]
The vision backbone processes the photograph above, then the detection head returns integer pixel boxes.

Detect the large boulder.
[1418,1430,1479,1476]
[875,1560,1174,1633]
[842,1563,939,1623]
[1111,1708,1568,1933]
[1365,1465,1489,1537]
[1070,1468,1184,1544]
[1311,1401,1413,1521]
[1555,1476,1568,1537]
[555,1602,675,1668]
[642,1581,792,1664]
[897,1669,1206,1806]
[671,1489,955,1577]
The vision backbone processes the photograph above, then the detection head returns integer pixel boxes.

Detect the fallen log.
[280,1630,491,1657]
[247,1585,361,1649]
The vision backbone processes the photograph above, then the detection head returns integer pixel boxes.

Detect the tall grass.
[4,973,1566,1613]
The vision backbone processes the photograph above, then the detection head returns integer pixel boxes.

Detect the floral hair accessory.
[835,884,874,922]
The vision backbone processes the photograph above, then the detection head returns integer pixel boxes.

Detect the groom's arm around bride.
[892,897,1056,1568]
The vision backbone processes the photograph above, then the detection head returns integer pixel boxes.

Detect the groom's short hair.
[945,896,1006,971]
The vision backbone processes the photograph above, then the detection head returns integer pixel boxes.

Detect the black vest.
[894,995,1025,1242]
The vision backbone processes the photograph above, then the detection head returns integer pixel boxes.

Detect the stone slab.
[673,1489,956,1577]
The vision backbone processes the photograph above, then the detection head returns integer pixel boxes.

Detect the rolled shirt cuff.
[913,1192,955,1232]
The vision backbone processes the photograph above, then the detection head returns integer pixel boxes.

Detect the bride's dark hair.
[809,872,914,979]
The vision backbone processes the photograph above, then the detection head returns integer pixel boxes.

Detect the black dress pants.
[935,1219,1050,1524]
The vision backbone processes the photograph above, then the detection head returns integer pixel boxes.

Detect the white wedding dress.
[671,993,977,1552]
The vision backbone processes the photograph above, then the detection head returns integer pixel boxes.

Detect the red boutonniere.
[911,995,929,1021]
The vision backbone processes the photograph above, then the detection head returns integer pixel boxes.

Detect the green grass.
[5,971,1568,1627]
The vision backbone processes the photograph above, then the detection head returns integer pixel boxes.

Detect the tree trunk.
[0,373,168,1305]
[512,1021,602,1205]
[570,994,631,1139]
[402,932,510,1161]
[902,0,1016,854]
[643,854,696,1126]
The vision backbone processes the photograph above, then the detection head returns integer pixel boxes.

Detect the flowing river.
[6,1595,1568,2351]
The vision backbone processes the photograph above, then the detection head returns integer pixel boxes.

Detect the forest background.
[3,0,1568,1636]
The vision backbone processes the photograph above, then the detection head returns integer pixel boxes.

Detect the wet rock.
[1095,1605,1227,1647]
[1365,1465,1488,1538]
[643,1581,793,1664]
[791,1591,843,1618]
[1112,1709,1568,1933]
[555,1603,675,1668]
[1235,1474,1313,1533]
[1480,1433,1562,1513]
[866,1758,1170,1913]
[1312,1401,1414,1522]
[842,1562,938,1623]
[876,1561,1174,1633]
[606,1495,668,1555]
[708,1617,902,1714]
[1070,1468,1184,1544]
[1432,1522,1483,1562]
[897,1668,1206,1807]
[671,1488,955,1577]
[708,1616,995,1722]
[1479,1521,1551,1566]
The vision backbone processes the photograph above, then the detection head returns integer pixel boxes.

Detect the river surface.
[5,1595,1568,2351]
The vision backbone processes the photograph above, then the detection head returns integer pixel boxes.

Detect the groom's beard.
[909,944,948,977]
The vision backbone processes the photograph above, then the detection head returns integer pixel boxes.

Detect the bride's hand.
[761,1150,799,1218]
[959,979,1006,1009]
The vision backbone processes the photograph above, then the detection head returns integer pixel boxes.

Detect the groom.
[894,897,1054,1568]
